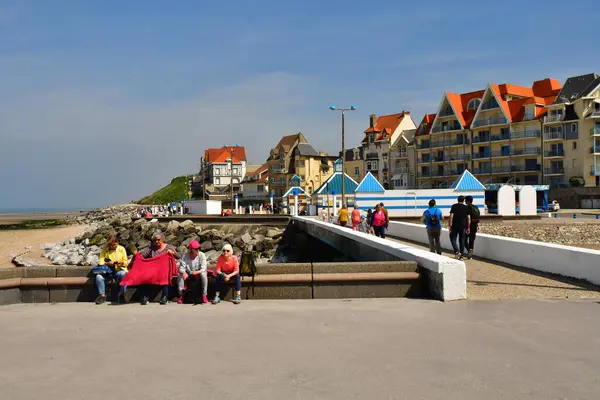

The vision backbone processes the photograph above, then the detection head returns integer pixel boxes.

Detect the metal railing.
[546,114,564,122]
[481,100,500,110]
[544,167,564,174]
[472,136,489,144]
[417,158,431,164]
[511,129,541,139]
[430,140,450,149]
[545,149,565,157]
[590,127,600,136]
[394,167,409,173]
[490,150,511,158]
[490,133,511,142]
[449,154,470,161]
[591,146,600,154]
[511,147,541,156]
[512,165,541,172]
[472,115,508,128]
[472,152,490,159]
[449,138,470,146]
[431,124,462,133]
[416,142,430,150]
[544,131,564,140]
[438,108,454,117]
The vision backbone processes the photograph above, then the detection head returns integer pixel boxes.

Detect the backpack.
[469,204,481,223]
[425,208,440,226]
[240,251,258,299]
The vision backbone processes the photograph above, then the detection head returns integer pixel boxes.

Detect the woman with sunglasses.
[212,243,241,305]
[137,232,180,305]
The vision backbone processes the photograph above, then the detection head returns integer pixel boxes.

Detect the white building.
[204,146,248,198]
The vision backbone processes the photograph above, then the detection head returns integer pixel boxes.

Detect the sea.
[0,207,92,214]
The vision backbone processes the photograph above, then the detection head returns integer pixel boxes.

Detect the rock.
[181,235,200,248]
[40,243,57,250]
[212,239,225,251]
[262,238,276,251]
[150,219,159,224]
[68,238,76,245]
[234,238,245,249]
[133,218,147,226]
[84,253,99,266]
[232,246,242,256]
[266,229,282,239]
[252,234,265,242]
[165,234,178,245]
[204,250,219,263]
[201,241,213,252]
[254,241,265,252]
[245,244,254,252]
[52,255,68,265]
[89,234,105,246]
[241,233,253,244]
[137,239,150,250]
[177,246,187,256]
[181,220,194,228]
[166,220,181,232]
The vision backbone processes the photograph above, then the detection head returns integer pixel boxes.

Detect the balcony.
[545,114,564,123]
[511,147,541,156]
[544,131,564,141]
[449,138,470,146]
[430,140,450,149]
[394,167,409,174]
[511,129,541,140]
[490,132,511,142]
[491,166,512,174]
[416,142,430,150]
[512,165,541,172]
[472,115,508,128]
[416,171,431,178]
[544,167,564,175]
[591,168,600,176]
[481,100,500,110]
[590,127,600,136]
[449,154,470,161]
[417,158,431,165]
[271,168,288,174]
[396,152,408,159]
[431,124,462,133]
[472,136,490,144]
[472,167,492,174]
[438,108,454,117]
[472,152,490,160]
[591,146,600,154]
[490,150,511,158]
[545,149,565,157]
[430,156,445,163]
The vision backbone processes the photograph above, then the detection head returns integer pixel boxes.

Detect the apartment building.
[204,145,248,198]
[415,78,565,188]
[361,112,417,189]
[342,147,365,182]
[266,133,335,197]
[241,162,270,201]
[389,128,416,189]
[542,73,600,187]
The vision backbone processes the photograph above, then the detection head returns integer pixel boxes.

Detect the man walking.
[421,199,442,254]
[449,195,470,260]
[464,195,480,259]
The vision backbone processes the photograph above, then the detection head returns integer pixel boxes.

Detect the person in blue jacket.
[421,199,443,254]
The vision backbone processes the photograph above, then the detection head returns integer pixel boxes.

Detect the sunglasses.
[223,249,231,253]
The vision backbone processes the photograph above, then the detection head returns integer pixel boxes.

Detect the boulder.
[40,243,57,251]
[234,238,245,249]
[166,220,181,232]
[262,238,276,251]
[137,239,150,250]
[204,250,219,263]
[52,255,68,265]
[254,241,265,252]
[181,235,200,248]
[241,233,253,244]
[252,234,265,242]
[133,218,147,226]
[201,241,213,252]
[89,234,105,246]
[177,246,187,257]
[212,239,225,251]
[266,229,282,239]
[84,253,99,266]
[180,220,194,228]
[150,219,159,224]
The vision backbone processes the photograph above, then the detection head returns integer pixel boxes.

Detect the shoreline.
[0,212,82,226]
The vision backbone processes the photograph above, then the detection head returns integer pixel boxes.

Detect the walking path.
[387,235,600,300]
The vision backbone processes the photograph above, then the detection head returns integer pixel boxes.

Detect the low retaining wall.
[293,217,466,302]
[0,261,425,305]
[387,221,600,286]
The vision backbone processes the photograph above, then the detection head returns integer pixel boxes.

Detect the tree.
[569,176,585,187]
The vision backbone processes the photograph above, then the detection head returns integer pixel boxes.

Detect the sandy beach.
[0,212,79,226]
[0,225,87,267]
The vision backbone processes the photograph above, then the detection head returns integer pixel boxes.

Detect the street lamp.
[329,104,357,206]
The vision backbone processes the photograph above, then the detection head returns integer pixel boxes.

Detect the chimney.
[370,114,377,128]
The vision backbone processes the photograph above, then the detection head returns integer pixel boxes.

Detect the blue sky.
[1,0,599,209]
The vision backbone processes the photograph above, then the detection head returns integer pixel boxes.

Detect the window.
[233,168,238,175]
[354,166,360,176]
[215,178,220,185]
[595,102,600,112]
[467,98,481,111]
[214,168,220,176]
[573,158,577,168]
[573,142,577,150]
[369,135,374,143]
[571,123,577,133]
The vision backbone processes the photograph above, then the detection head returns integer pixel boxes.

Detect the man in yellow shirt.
[95,235,129,304]
[337,204,349,227]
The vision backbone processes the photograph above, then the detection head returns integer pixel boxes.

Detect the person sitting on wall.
[137,232,180,305]
[177,240,208,305]
[93,235,129,305]
[212,244,242,305]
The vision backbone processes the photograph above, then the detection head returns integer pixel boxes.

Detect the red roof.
[446,90,485,128]
[415,113,436,136]
[244,161,270,183]
[362,112,408,143]
[204,146,247,163]
[491,78,562,123]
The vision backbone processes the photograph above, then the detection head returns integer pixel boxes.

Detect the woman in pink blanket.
[137,232,180,305]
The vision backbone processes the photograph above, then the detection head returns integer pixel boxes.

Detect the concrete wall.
[386,220,600,286]
[294,217,466,301]
[186,200,222,215]
[355,188,485,217]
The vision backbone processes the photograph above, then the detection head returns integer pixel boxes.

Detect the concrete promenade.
[1,300,599,400]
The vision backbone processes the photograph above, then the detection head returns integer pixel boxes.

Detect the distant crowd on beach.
[137,205,182,218]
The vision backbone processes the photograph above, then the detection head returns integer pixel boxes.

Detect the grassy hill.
[137,176,188,205]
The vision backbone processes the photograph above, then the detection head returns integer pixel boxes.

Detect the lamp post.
[229,147,234,212]
[329,105,356,206]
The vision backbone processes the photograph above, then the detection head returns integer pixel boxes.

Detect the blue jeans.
[95,270,127,295]
[215,274,241,292]
[449,228,467,256]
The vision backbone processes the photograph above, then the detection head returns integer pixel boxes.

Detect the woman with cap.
[137,232,180,305]
[212,243,241,305]
[177,240,208,304]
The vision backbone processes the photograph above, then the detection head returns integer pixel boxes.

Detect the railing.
[544,167,564,174]
[590,127,600,136]
[430,140,450,149]
[365,152,379,159]
[511,147,541,156]
[481,100,500,110]
[416,171,431,178]
[395,152,408,158]
[490,150,511,158]
[449,138,470,146]
[472,115,508,128]
[511,165,541,172]
[544,131,564,140]
[438,108,454,117]
[546,114,564,123]
[472,152,490,159]
[472,136,489,144]
[416,142,430,150]
[472,167,492,174]
[430,157,445,163]
[382,167,388,172]
[545,150,565,157]
[395,167,409,173]
[591,146,600,154]
[449,154,470,161]
[431,124,462,133]
[591,168,600,176]
[271,168,288,174]
[511,129,541,139]
[490,133,511,142]
[417,158,431,164]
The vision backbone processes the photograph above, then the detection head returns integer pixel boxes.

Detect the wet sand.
[0,225,87,267]
[0,212,80,226]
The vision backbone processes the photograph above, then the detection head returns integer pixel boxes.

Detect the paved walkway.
[1,300,599,400]
[388,236,600,300]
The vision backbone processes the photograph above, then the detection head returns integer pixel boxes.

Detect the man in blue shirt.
[421,199,443,254]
